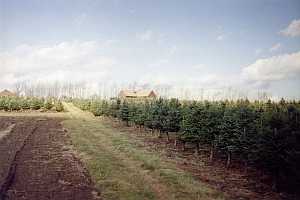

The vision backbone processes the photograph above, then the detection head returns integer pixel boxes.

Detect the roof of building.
[0,89,16,97]
[119,90,156,98]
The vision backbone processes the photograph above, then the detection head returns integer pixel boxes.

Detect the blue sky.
[1,0,300,99]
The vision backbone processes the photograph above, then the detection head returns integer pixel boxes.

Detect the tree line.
[0,96,64,112]
[72,97,300,194]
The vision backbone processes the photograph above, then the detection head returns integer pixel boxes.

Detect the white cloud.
[136,29,153,41]
[138,71,242,100]
[242,51,300,82]
[103,39,119,47]
[139,69,236,90]
[216,34,224,41]
[0,41,116,88]
[168,45,177,55]
[192,64,206,70]
[255,48,263,55]
[188,74,224,86]
[269,43,281,52]
[148,59,169,68]
[280,19,300,37]
[73,13,87,26]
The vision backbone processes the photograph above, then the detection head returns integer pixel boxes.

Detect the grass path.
[62,103,225,200]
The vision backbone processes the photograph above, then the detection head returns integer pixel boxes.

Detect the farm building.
[118,90,157,99]
[0,89,16,97]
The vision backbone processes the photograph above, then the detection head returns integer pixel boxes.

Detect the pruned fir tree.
[217,104,242,168]
[119,100,130,126]
[133,102,148,132]
[164,98,182,141]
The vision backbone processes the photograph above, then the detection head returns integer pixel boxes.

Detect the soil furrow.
[0,123,38,200]
[0,117,98,200]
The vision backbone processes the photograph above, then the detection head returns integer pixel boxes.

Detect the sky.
[0,0,300,99]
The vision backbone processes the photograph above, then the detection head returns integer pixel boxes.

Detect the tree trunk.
[272,170,279,192]
[166,132,170,142]
[209,146,214,162]
[195,142,200,155]
[274,128,278,136]
[226,152,231,169]
[244,160,248,173]
[174,138,177,147]
[158,130,163,138]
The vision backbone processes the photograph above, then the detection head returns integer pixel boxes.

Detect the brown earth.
[103,118,288,200]
[0,116,99,200]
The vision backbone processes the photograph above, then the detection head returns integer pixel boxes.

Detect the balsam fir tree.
[164,98,182,141]
[218,104,242,168]
[119,100,129,126]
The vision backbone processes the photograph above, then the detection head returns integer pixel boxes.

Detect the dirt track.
[0,116,98,200]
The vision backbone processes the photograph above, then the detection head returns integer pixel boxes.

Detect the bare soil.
[0,116,99,200]
[104,118,286,200]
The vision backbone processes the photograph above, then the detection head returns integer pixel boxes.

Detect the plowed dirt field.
[0,116,98,200]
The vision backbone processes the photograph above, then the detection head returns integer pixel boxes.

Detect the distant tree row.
[0,96,64,112]
[72,97,300,194]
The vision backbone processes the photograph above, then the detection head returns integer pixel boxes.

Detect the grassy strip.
[63,119,157,200]
[62,103,225,200]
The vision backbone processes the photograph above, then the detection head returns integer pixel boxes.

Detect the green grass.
[62,103,225,200]
[63,119,158,200]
